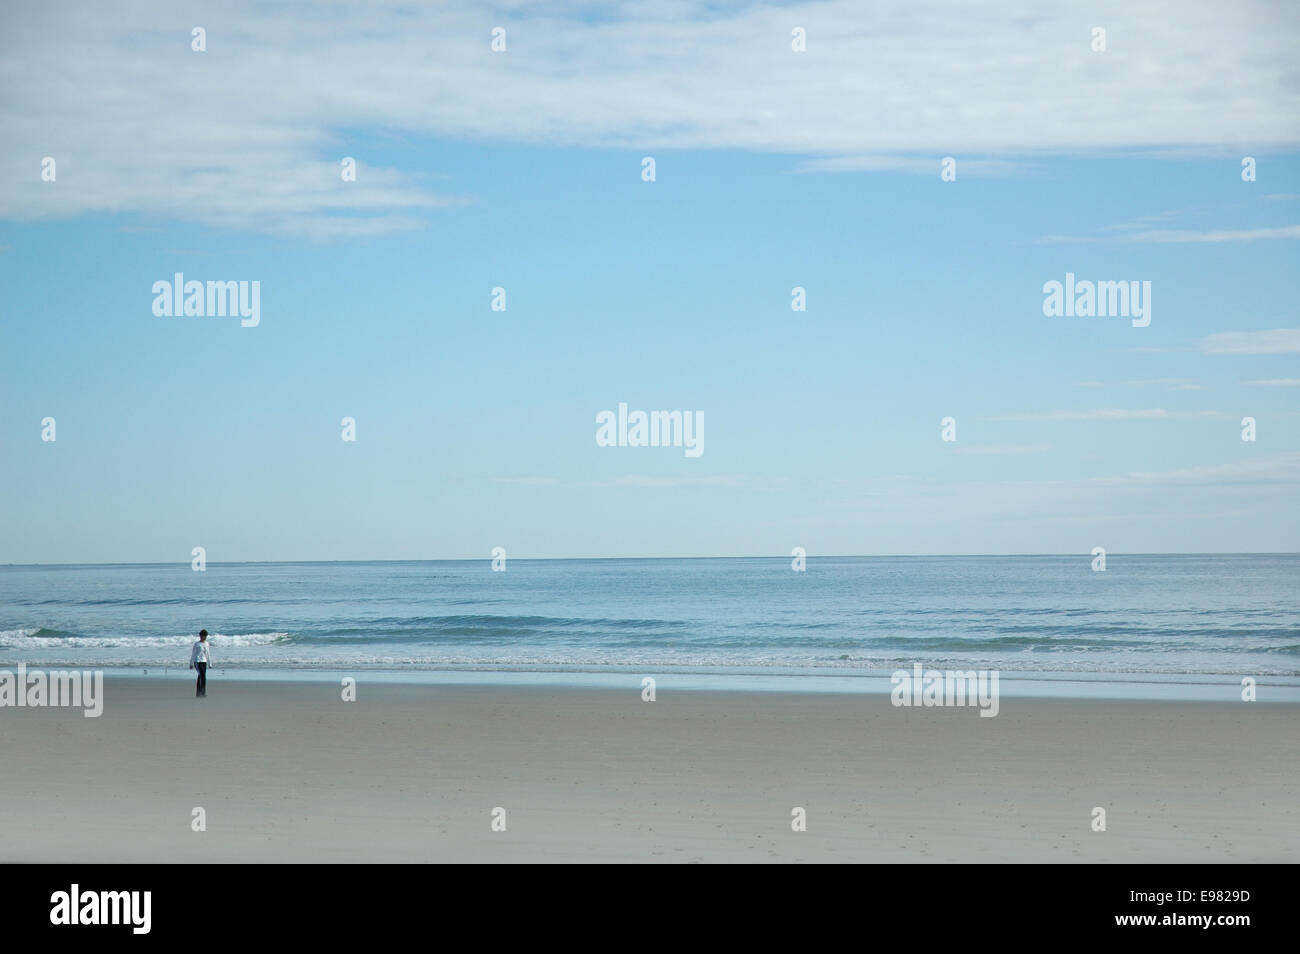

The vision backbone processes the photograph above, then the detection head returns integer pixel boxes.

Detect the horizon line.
[3,551,1299,569]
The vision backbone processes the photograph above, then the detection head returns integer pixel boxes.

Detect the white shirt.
[190,639,212,666]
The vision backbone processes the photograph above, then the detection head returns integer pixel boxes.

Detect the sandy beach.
[2,677,1295,863]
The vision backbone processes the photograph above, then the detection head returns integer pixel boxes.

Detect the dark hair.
[199,629,208,638]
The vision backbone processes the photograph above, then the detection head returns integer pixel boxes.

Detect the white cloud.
[588,475,746,488]
[1127,378,1206,390]
[1102,212,1180,231]
[492,474,752,489]
[949,444,1052,456]
[1199,328,1300,355]
[490,476,561,486]
[992,408,1229,421]
[1093,453,1300,486]
[1244,378,1300,386]
[1073,379,1207,390]
[2,0,1299,234]
[795,156,1023,176]
[1126,225,1300,243]
[994,408,1174,421]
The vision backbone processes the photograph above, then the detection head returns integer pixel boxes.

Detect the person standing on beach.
[189,629,212,698]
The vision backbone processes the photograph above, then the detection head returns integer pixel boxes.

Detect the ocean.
[2,555,1297,692]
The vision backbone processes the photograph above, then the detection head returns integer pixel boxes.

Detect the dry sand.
[3,678,1296,862]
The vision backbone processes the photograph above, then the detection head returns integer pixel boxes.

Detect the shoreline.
[4,664,1299,702]
[4,677,1297,862]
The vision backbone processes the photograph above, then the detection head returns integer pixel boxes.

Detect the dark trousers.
[195,661,207,697]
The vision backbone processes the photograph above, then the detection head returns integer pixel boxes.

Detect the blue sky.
[1,1,1298,561]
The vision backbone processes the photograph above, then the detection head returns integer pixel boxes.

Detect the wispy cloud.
[1127,225,1300,243]
[492,474,755,489]
[1092,453,1300,486]
[1127,378,1207,391]
[489,476,560,487]
[586,475,747,489]
[1101,211,1181,232]
[1264,193,1298,200]
[795,156,1023,176]
[1074,379,1206,390]
[3,0,1299,235]
[1041,235,1096,244]
[991,408,1226,422]
[949,443,1052,456]
[1039,212,1299,246]
[1199,328,1300,355]
[1244,378,1300,386]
